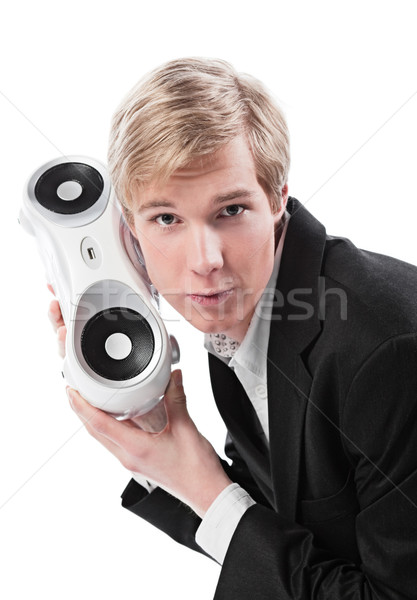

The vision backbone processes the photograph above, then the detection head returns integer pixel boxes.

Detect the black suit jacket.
[121,198,417,599]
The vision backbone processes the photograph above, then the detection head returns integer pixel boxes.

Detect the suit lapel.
[266,198,327,520]
[266,327,312,519]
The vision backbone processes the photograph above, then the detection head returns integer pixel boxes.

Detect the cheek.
[139,244,184,296]
[233,220,276,273]
[133,236,165,284]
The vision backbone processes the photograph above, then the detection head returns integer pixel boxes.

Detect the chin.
[193,315,249,342]
[186,315,232,334]
[190,320,227,335]
[175,301,251,340]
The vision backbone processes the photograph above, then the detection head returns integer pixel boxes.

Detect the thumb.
[164,369,188,425]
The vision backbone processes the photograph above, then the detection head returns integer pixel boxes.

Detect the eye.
[155,213,178,226]
[220,204,245,217]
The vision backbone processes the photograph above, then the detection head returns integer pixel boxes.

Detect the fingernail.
[174,370,182,388]
[66,386,74,406]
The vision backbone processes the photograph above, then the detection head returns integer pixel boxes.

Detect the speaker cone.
[35,162,104,214]
[81,307,155,381]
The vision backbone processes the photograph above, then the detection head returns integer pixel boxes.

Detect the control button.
[105,333,133,360]
[57,180,83,201]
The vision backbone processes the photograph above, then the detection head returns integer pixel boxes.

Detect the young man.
[50,58,417,598]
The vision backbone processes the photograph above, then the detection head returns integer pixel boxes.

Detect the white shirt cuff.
[195,483,256,564]
[131,472,157,493]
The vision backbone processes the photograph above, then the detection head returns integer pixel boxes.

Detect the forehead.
[132,136,261,209]
[173,136,256,178]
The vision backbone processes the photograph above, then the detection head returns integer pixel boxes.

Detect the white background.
[1,1,416,598]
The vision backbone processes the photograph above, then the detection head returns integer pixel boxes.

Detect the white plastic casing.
[20,156,179,420]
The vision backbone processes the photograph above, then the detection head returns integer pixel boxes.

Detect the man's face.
[130,136,287,342]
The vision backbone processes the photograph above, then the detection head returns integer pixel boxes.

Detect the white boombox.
[19,156,179,421]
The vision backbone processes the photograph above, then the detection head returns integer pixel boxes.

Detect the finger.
[57,325,67,358]
[48,299,64,332]
[84,419,123,456]
[47,283,55,295]
[67,387,150,472]
[73,407,138,472]
[83,420,135,469]
[67,388,150,452]
[163,369,189,426]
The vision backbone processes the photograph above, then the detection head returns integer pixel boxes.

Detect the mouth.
[187,288,234,306]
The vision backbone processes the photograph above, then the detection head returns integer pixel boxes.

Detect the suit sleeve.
[213,334,417,600]
[121,479,210,555]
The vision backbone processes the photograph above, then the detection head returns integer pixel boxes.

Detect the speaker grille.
[80,307,155,381]
[35,162,104,214]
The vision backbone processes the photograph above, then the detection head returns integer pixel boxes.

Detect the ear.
[281,183,289,206]
[273,183,289,226]
[121,205,138,239]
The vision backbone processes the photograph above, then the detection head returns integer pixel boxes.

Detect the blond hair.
[108,57,290,220]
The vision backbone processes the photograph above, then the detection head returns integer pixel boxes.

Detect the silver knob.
[169,335,180,364]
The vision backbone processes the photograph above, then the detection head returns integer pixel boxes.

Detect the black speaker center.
[34,162,104,214]
[81,307,155,381]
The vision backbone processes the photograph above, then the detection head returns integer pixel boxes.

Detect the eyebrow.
[137,189,255,213]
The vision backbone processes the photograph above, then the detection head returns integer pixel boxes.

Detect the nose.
[186,224,224,276]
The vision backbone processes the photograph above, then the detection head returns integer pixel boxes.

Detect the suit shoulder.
[322,235,417,335]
